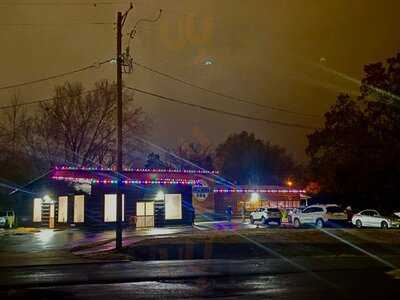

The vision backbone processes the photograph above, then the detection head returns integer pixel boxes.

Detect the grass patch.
[123,228,400,260]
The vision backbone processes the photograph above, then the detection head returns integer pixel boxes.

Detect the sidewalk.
[0,227,40,236]
[0,225,211,267]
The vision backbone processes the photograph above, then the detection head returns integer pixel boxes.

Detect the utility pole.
[116,11,123,250]
[114,4,159,250]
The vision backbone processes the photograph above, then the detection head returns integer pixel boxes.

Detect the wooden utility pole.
[116,11,123,250]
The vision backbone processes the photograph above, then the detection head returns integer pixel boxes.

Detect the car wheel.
[316,219,324,229]
[356,219,362,228]
[294,218,301,228]
[250,216,254,224]
[381,221,389,229]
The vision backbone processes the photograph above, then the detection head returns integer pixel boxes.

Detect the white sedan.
[351,209,395,229]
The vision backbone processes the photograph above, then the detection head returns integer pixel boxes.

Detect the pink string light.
[55,165,219,174]
[52,176,199,185]
[213,188,305,194]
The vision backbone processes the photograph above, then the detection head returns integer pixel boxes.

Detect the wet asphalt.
[0,257,399,299]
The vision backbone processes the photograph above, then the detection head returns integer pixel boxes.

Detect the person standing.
[226,206,232,223]
[191,207,196,226]
[241,204,246,223]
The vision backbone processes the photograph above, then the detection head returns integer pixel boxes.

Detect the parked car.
[286,208,294,224]
[250,207,282,226]
[351,209,400,229]
[0,210,15,228]
[0,215,6,227]
[287,207,305,224]
[292,204,348,228]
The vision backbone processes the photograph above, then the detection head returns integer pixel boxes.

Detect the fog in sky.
[1,0,400,162]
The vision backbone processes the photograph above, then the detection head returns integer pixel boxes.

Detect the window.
[74,195,85,223]
[58,196,68,223]
[314,207,324,212]
[326,206,343,213]
[33,198,42,222]
[165,194,182,220]
[362,210,376,216]
[104,194,125,222]
[302,207,313,213]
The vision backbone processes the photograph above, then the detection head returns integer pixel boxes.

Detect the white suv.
[250,208,282,226]
[292,204,347,228]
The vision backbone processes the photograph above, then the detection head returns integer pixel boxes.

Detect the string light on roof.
[55,166,218,174]
[52,176,200,186]
[213,188,306,194]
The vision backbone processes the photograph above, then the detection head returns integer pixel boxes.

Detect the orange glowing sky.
[1,0,400,161]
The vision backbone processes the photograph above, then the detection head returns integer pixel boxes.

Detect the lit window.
[58,196,68,223]
[33,198,42,222]
[165,194,182,220]
[74,195,85,223]
[104,194,125,222]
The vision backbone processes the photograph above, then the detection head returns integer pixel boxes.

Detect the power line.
[0,1,127,6]
[126,9,162,47]
[0,97,56,110]
[0,58,113,91]
[0,88,98,110]
[0,22,114,26]
[133,61,321,118]
[125,86,317,130]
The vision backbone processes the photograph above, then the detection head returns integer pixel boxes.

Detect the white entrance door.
[136,202,154,228]
[33,198,42,222]
[49,203,55,228]
[74,195,85,223]
[58,196,68,223]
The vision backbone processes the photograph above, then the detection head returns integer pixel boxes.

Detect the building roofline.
[55,166,219,175]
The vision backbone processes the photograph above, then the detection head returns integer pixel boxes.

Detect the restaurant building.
[15,166,306,228]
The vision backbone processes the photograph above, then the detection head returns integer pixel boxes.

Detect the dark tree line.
[214,131,301,186]
[307,53,400,211]
[145,131,302,187]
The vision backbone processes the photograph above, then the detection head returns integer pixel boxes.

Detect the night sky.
[1,0,400,162]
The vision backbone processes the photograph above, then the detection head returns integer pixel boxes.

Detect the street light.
[250,193,259,202]
[155,190,165,200]
[286,180,293,187]
[43,195,53,204]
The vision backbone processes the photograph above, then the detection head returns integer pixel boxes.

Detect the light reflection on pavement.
[0,225,205,253]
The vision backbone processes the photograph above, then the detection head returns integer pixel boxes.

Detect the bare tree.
[0,94,28,156]
[22,80,151,168]
[173,139,214,170]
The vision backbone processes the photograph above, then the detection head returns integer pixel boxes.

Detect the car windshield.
[390,213,400,219]
[326,206,344,213]
[268,208,281,213]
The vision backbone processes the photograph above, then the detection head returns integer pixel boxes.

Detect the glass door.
[136,202,154,228]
